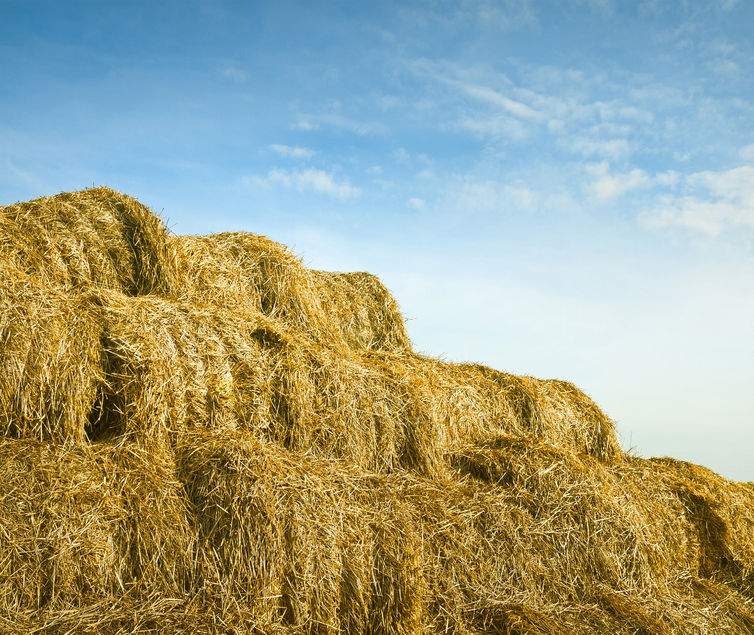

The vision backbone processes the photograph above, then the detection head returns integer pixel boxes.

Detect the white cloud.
[407,197,426,210]
[505,184,538,208]
[269,144,315,159]
[457,82,543,121]
[585,163,682,201]
[641,165,754,235]
[252,168,361,200]
[403,1,538,33]
[586,163,650,200]
[570,137,632,160]
[291,118,319,131]
[654,171,681,187]
[442,177,540,213]
[412,59,666,156]
[378,95,402,110]
[292,113,387,136]
[471,0,539,29]
[219,65,248,83]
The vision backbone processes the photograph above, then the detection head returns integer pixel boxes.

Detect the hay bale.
[366,354,621,463]
[88,290,433,474]
[311,270,411,352]
[100,443,196,598]
[178,429,717,633]
[449,434,754,631]
[0,439,119,613]
[0,187,177,295]
[172,232,340,341]
[642,457,754,591]
[86,290,281,449]
[0,438,198,628]
[172,233,411,353]
[88,287,618,477]
[175,429,426,633]
[0,267,102,443]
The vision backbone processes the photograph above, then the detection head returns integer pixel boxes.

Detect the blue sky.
[1,1,753,480]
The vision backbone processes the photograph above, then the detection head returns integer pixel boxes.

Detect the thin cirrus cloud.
[292,113,388,136]
[455,81,544,122]
[251,168,361,201]
[269,144,315,159]
[412,59,663,165]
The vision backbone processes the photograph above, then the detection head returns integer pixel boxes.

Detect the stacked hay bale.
[0,187,751,633]
[0,187,177,295]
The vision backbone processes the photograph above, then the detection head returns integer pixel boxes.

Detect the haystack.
[0,188,177,295]
[0,187,751,633]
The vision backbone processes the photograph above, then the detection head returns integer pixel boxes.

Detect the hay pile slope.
[0,188,751,633]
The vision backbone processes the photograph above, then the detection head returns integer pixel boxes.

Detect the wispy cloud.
[456,82,543,121]
[292,113,388,136]
[269,144,315,159]
[585,162,682,200]
[251,168,361,200]
[291,118,319,131]
[569,137,632,160]
[641,165,754,235]
[400,1,538,33]
[719,0,741,11]
[219,64,248,83]
[441,176,542,214]
[459,115,529,140]
[410,58,665,161]
[585,162,649,199]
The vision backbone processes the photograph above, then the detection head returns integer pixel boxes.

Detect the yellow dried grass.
[0,187,752,633]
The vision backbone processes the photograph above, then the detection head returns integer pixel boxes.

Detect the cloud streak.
[269,144,315,159]
[251,168,361,200]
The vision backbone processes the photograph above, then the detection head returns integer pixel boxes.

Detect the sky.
[1,1,752,480]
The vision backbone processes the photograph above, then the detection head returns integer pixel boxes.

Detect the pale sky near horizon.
[1,1,752,480]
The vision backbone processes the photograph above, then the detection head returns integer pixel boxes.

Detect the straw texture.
[0,187,751,633]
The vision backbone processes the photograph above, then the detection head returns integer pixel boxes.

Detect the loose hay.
[0,187,752,633]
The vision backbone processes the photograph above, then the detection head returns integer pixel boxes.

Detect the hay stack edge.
[0,188,751,634]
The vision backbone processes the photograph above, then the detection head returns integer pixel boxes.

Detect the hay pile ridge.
[0,187,751,634]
